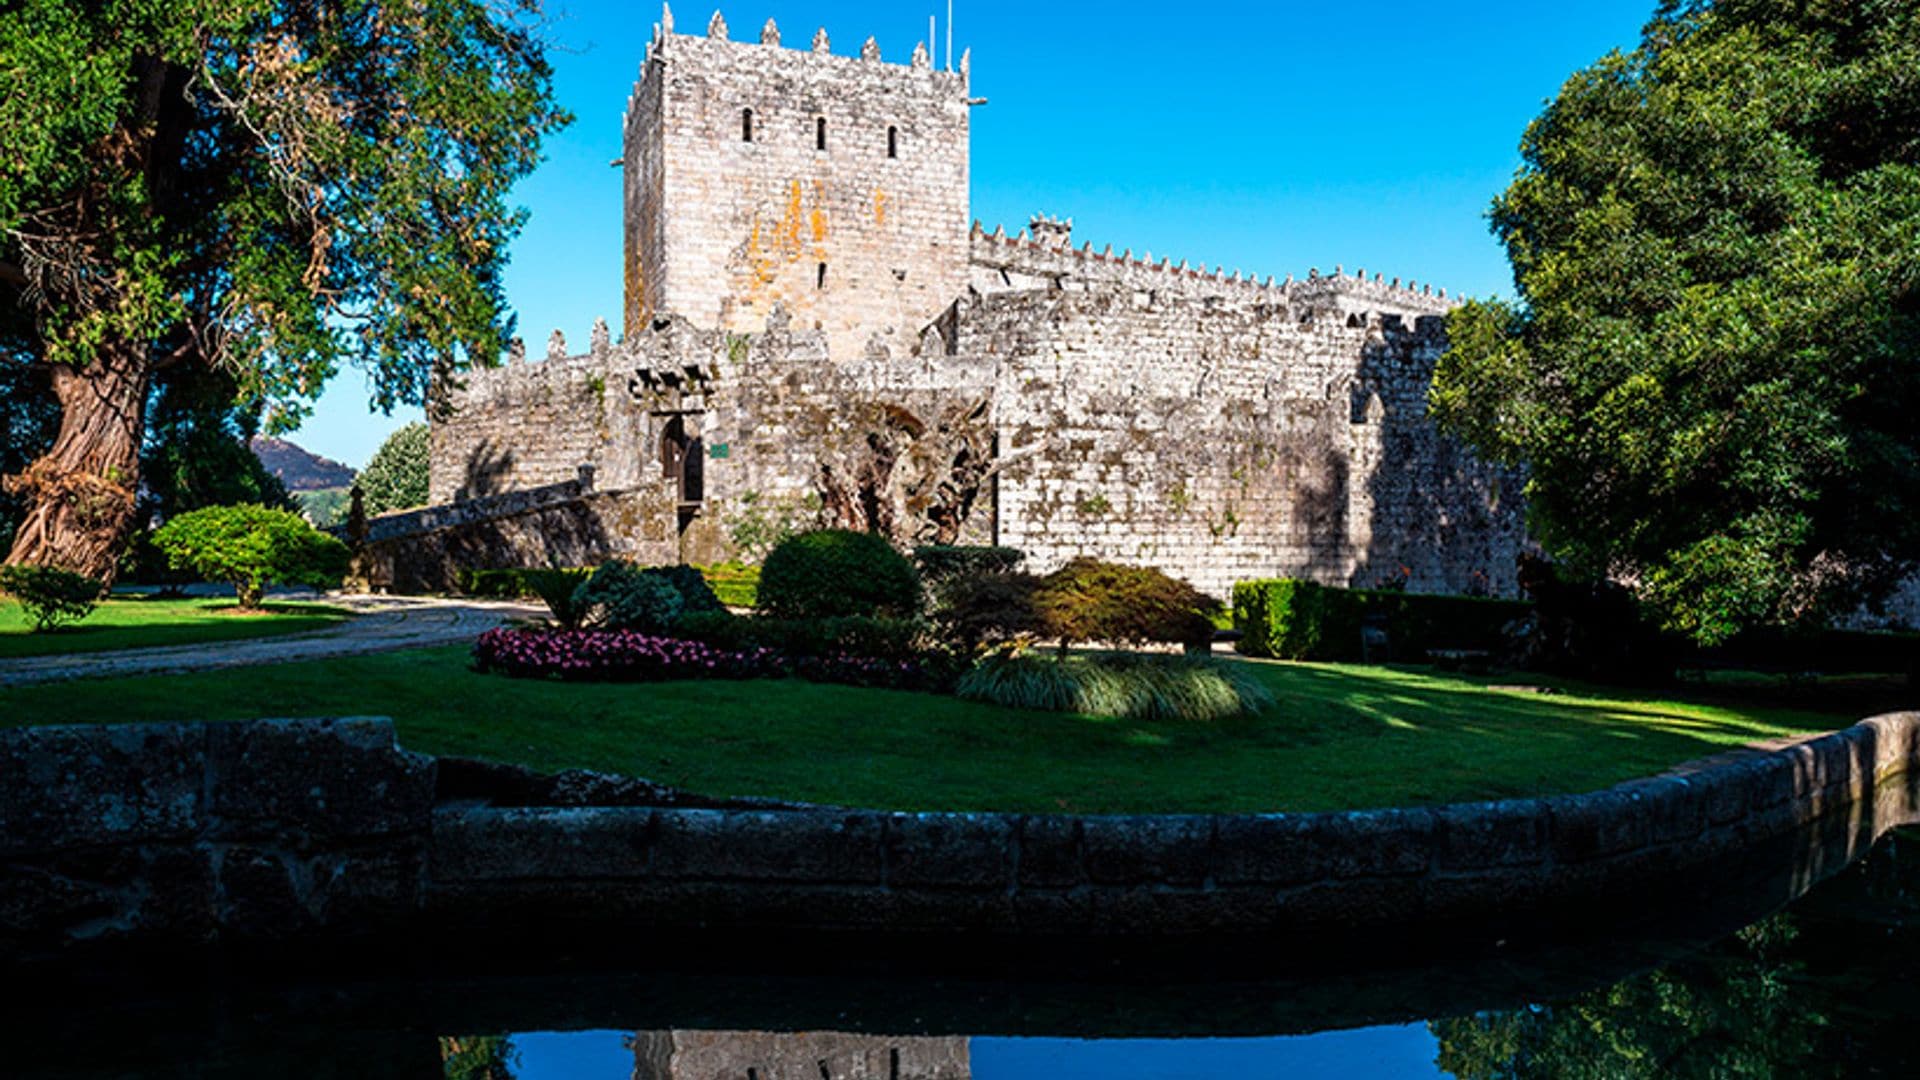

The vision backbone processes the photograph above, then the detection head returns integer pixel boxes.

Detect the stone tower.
[623,5,973,360]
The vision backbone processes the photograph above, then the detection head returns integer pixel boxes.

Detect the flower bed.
[473,628,782,682]
[473,627,954,690]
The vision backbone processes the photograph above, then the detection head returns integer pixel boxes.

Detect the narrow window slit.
[817,262,827,288]
[816,116,827,150]
[742,108,753,142]
[887,126,898,158]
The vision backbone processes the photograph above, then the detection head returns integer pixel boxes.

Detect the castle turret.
[623,6,972,360]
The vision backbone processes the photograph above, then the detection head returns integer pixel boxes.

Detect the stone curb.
[426,711,1920,935]
[3,712,1915,951]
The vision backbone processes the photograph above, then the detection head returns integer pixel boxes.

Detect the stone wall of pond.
[4,714,1916,961]
[0,718,431,959]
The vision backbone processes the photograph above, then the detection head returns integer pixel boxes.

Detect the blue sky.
[291,0,1656,467]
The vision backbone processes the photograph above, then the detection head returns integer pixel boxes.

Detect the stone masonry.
[422,5,1526,598]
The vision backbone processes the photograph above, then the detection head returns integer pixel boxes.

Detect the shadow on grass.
[0,597,351,660]
[0,646,1896,812]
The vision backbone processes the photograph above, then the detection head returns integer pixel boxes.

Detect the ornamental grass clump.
[956,653,1275,722]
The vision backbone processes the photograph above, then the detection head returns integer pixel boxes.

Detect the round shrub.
[756,529,922,619]
[1034,558,1221,651]
[151,503,350,608]
[0,564,104,631]
[575,561,684,632]
[642,564,725,617]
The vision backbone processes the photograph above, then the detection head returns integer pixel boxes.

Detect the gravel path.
[0,593,541,688]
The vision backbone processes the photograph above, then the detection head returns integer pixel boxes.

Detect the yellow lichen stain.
[873,188,888,226]
[625,251,648,326]
[782,179,804,252]
[739,178,830,299]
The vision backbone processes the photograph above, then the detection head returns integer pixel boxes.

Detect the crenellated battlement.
[624,4,969,126]
[967,218,1457,318]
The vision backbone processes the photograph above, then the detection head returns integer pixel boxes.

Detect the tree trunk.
[3,345,148,583]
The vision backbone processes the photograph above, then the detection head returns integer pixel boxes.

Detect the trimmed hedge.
[673,610,928,662]
[1233,579,1529,662]
[756,529,922,619]
[1701,627,1920,676]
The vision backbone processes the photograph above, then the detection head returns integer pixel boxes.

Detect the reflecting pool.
[14,825,1920,1078]
[426,826,1919,1078]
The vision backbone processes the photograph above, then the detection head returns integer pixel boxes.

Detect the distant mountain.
[250,437,356,492]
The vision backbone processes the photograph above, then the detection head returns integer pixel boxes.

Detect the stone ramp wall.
[351,485,680,594]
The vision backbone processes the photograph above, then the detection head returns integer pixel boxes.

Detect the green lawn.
[3,645,1902,812]
[0,595,351,659]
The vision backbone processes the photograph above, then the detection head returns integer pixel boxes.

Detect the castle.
[387,6,1526,599]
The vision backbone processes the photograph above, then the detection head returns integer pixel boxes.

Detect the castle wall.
[969,224,1457,317]
[624,15,971,362]
[430,313,998,567]
[968,285,1524,598]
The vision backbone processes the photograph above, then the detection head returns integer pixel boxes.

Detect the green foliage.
[150,504,348,608]
[1033,558,1220,651]
[673,610,929,662]
[572,561,683,633]
[358,422,431,516]
[756,529,922,619]
[956,653,1276,722]
[140,364,292,522]
[1232,579,1529,662]
[1433,913,1823,1079]
[694,561,759,608]
[293,487,352,528]
[439,1034,518,1080]
[0,0,568,413]
[723,490,820,563]
[913,545,1025,586]
[928,571,1046,654]
[519,567,591,630]
[455,568,538,599]
[641,564,725,618]
[0,564,102,631]
[1430,0,1920,644]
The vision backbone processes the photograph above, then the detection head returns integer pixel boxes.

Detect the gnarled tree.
[0,0,567,579]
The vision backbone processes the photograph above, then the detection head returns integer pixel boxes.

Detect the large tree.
[1432,0,1920,643]
[0,0,567,580]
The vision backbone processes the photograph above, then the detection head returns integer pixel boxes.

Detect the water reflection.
[630,1030,969,1079]
[425,830,1920,1080]
[1435,831,1920,1077]
[14,805,1919,1079]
